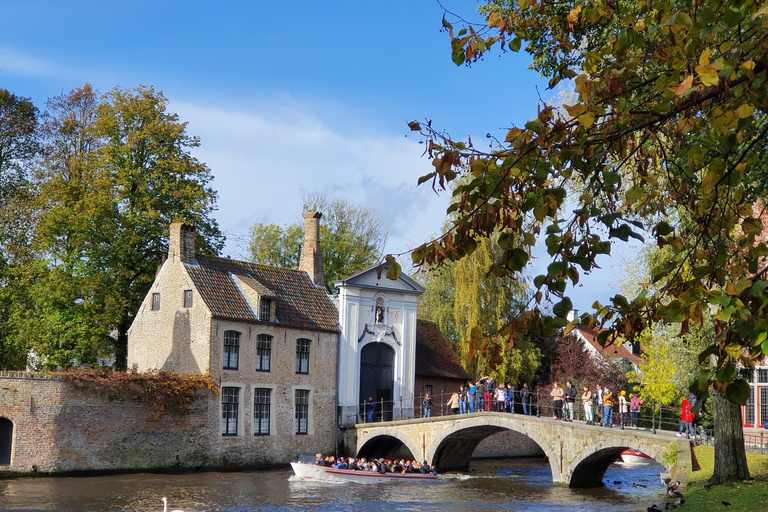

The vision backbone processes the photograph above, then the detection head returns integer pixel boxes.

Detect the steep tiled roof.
[415,320,472,380]
[573,325,644,366]
[185,255,339,332]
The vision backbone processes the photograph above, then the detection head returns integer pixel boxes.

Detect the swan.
[161,497,184,512]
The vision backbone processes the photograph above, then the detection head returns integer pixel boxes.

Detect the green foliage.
[248,192,388,290]
[248,222,303,268]
[0,88,38,202]
[417,230,538,383]
[407,0,768,404]
[0,84,223,369]
[661,442,679,471]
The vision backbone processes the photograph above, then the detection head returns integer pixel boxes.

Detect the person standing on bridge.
[603,388,614,427]
[447,390,460,415]
[507,383,517,413]
[467,381,477,413]
[520,383,531,415]
[630,392,643,427]
[564,380,577,422]
[477,377,486,411]
[618,390,629,427]
[459,385,468,414]
[677,394,694,438]
[581,386,594,425]
[550,381,564,419]
[422,393,433,418]
[484,376,496,412]
[594,384,604,426]
[365,396,375,423]
[495,383,507,412]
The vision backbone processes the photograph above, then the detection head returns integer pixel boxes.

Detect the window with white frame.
[256,334,272,371]
[254,388,271,435]
[223,331,240,370]
[296,338,310,374]
[183,289,193,308]
[295,389,309,435]
[151,293,161,311]
[221,387,239,436]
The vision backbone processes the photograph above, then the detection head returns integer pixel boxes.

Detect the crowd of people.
[366,378,696,433]
[552,381,645,428]
[440,378,649,429]
[313,454,437,475]
[442,377,534,416]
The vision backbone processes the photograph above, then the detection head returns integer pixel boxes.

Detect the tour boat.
[290,461,437,484]
[620,449,653,464]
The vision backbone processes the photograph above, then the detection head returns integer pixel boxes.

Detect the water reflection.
[0,458,665,512]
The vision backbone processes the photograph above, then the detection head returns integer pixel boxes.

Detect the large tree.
[418,231,539,383]
[248,193,388,290]
[4,84,224,369]
[404,0,768,483]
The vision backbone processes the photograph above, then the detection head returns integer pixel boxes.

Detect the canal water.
[0,458,667,512]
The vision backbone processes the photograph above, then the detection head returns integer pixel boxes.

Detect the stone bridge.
[341,412,693,487]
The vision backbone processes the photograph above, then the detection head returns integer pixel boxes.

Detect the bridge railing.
[340,395,760,448]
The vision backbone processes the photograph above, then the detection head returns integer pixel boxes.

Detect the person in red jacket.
[677,394,695,438]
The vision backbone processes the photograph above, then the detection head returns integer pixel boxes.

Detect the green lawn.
[677,446,768,512]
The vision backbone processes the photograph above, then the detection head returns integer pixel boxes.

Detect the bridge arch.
[356,428,421,462]
[567,440,662,488]
[425,417,560,481]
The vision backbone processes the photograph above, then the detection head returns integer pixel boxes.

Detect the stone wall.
[0,375,334,475]
[473,430,546,458]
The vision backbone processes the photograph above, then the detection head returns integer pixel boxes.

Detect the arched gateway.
[359,343,395,421]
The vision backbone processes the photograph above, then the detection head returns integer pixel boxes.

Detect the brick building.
[414,320,472,406]
[0,213,471,474]
[127,217,339,459]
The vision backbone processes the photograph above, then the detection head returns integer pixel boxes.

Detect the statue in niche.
[375,297,385,324]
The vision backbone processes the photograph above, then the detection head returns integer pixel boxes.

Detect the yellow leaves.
[567,5,582,25]
[563,103,586,118]
[578,112,596,128]
[742,59,755,71]
[505,127,524,143]
[736,103,754,118]
[672,75,694,97]
[695,64,719,86]
[574,74,590,94]
[487,12,502,27]
[699,47,711,66]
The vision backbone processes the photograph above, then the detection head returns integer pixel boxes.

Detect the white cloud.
[175,101,450,261]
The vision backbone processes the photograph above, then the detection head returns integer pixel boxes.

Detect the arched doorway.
[360,343,395,421]
[0,418,13,465]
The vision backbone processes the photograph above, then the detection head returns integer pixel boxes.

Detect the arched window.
[0,417,13,466]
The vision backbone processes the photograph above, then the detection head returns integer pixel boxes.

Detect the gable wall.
[127,260,212,374]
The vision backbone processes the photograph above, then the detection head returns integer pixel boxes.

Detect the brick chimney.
[169,223,196,263]
[298,211,325,288]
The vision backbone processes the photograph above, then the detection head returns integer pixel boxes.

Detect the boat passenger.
[334,457,348,469]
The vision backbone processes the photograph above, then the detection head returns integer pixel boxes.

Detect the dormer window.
[260,299,271,321]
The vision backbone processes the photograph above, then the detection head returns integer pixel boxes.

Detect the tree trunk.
[114,321,129,369]
[709,389,750,484]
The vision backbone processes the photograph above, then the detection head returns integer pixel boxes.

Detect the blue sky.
[0,0,629,311]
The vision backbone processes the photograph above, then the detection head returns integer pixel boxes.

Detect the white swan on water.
[161,497,184,512]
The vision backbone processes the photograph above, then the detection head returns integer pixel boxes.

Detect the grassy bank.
[672,446,768,512]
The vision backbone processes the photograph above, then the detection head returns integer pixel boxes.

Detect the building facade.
[334,265,424,425]
[126,220,340,466]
